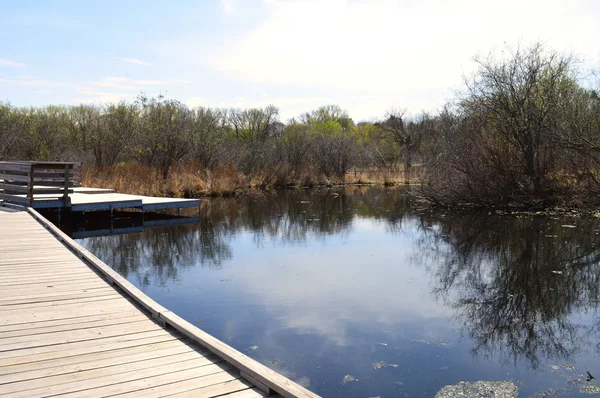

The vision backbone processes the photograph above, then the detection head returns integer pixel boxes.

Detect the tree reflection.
[79,186,413,288]
[72,187,600,370]
[416,213,600,368]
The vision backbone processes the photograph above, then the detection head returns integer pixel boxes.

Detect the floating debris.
[550,365,560,370]
[561,225,577,228]
[376,342,388,347]
[580,384,600,394]
[544,235,558,238]
[343,374,358,384]
[268,359,280,365]
[412,339,452,347]
[394,381,404,386]
[562,364,577,371]
[299,201,310,204]
[435,380,518,398]
[531,388,567,397]
[247,345,258,352]
[372,361,399,370]
[551,271,563,275]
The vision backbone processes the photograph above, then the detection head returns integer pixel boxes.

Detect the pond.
[55,186,600,397]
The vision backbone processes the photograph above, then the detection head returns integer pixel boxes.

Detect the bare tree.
[377,109,434,184]
[228,105,279,142]
[0,103,21,160]
[190,107,229,169]
[136,96,193,180]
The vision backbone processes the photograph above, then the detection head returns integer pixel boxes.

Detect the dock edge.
[27,208,320,398]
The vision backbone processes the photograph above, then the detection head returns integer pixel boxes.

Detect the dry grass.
[82,162,423,198]
[82,163,216,197]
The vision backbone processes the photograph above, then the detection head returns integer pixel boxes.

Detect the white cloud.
[220,0,236,14]
[118,57,152,66]
[90,77,171,91]
[69,89,137,104]
[231,219,453,346]
[211,0,600,118]
[0,78,62,87]
[168,78,194,84]
[0,59,25,67]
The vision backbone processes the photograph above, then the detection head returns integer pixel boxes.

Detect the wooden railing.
[0,161,81,208]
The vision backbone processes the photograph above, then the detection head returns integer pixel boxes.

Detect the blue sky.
[1,0,599,121]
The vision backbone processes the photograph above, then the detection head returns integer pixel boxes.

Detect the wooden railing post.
[28,164,34,207]
[63,164,69,207]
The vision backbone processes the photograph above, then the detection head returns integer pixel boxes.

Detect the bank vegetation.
[1,43,598,207]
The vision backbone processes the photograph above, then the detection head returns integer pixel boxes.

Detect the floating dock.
[0,161,200,212]
[0,207,318,397]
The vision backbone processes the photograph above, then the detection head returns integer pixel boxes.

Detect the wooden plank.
[0,272,97,282]
[219,387,270,398]
[32,188,73,195]
[0,263,94,272]
[0,338,186,376]
[0,297,137,319]
[0,272,98,283]
[0,292,121,308]
[0,321,165,352]
[1,355,228,397]
[0,183,29,193]
[53,360,233,398]
[0,278,109,291]
[0,173,30,182]
[33,172,78,178]
[0,163,32,173]
[0,282,111,298]
[0,309,145,333]
[0,275,100,287]
[0,268,99,278]
[29,162,78,169]
[0,313,148,340]
[0,340,209,384]
[0,290,118,306]
[29,180,76,187]
[0,300,141,326]
[0,331,175,366]
[0,194,30,205]
[108,369,246,398]
[163,377,254,398]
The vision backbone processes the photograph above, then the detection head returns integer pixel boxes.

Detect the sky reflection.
[67,187,600,397]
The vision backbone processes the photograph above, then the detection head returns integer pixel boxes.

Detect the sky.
[0,0,599,122]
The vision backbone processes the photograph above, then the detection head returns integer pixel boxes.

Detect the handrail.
[0,161,81,208]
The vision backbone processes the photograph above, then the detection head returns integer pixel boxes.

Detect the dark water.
[56,187,600,397]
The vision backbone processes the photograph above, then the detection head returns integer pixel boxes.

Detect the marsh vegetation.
[2,44,599,208]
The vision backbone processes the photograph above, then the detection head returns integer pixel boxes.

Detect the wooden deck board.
[0,208,318,398]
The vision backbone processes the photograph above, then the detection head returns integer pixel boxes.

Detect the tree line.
[0,96,414,185]
[1,43,599,207]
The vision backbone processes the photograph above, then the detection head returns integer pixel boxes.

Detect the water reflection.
[418,213,600,369]
[67,187,600,396]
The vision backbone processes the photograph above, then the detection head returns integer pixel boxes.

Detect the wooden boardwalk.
[0,208,318,398]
